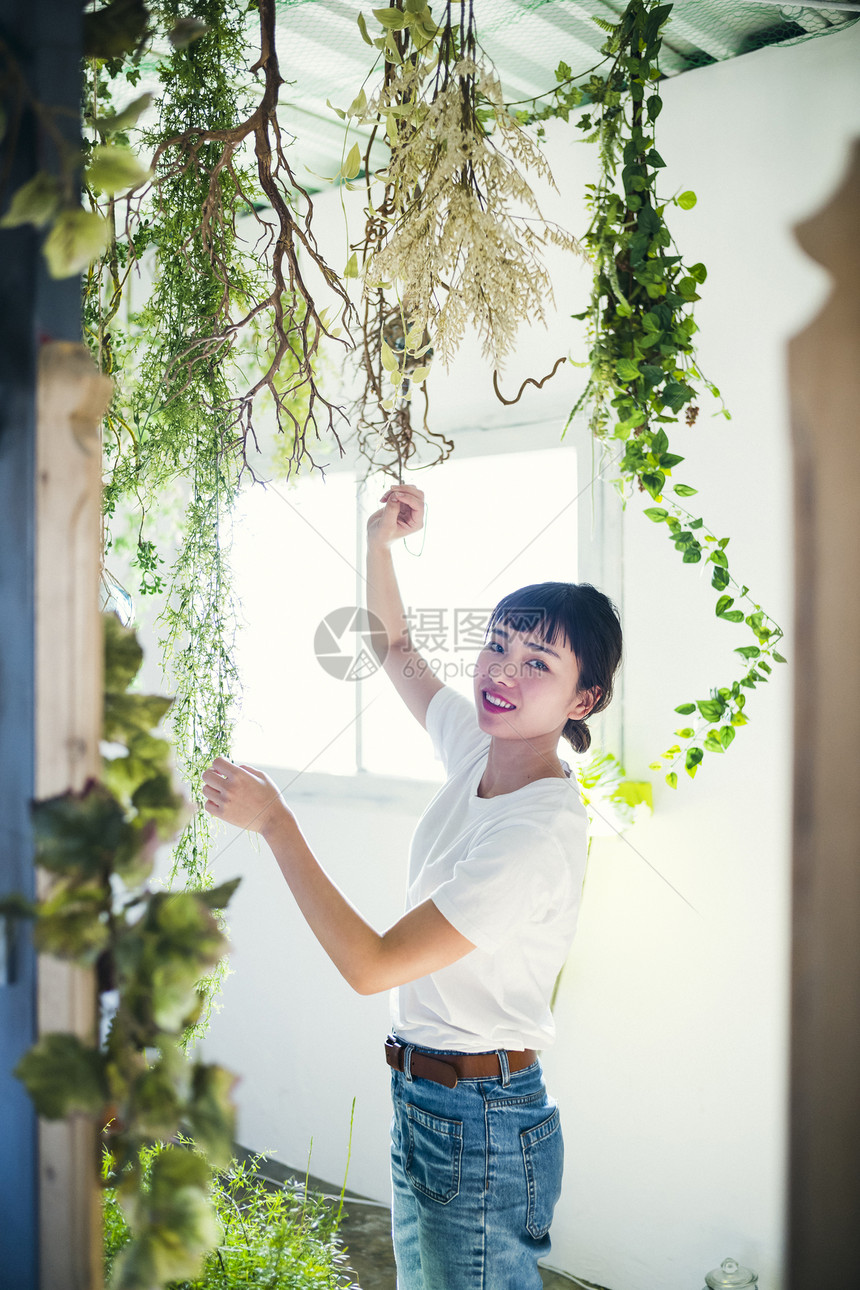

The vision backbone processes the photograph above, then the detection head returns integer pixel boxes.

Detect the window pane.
[232,472,360,775]
[231,444,578,781]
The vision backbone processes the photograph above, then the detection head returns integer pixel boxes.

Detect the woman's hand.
[201,758,291,838]
[366,484,425,551]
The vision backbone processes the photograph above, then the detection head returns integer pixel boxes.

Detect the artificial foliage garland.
[0,615,240,1289]
[519,0,786,783]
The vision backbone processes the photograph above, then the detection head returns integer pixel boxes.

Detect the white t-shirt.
[390,685,589,1052]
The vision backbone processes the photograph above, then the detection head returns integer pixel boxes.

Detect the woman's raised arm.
[365,485,444,730]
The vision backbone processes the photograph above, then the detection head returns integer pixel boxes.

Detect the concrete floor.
[239,1146,608,1290]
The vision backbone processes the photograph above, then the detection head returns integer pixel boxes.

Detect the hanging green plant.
[77,0,357,1012]
[0,614,240,1290]
[519,0,785,785]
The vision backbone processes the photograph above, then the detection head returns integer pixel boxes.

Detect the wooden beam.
[788,138,860,1290]
[35,342,112,1290]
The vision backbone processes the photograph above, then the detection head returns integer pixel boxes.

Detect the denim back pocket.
[521,1106,563,1239]
[405,1103,463,1204]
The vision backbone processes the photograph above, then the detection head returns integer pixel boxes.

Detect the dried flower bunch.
[348,0,581,477]
[367,53,581,367]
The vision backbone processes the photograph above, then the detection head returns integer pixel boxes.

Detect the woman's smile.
[481,689,517,713]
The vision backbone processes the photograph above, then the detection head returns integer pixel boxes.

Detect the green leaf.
[83,0,149,59]
[685,746,703,777]
[673,484,698,497]
[696,698,726,722]
[677,190,697,210]
[357,11,373,43]
[127,1061,183,1140]
[195,878,242,912]
[773,651,787,664]
[113,1147,219,1287]
[380,340,398,372]
[373,6,411,27]
[87,144,152,195]
[646,94,663,121]
[32,781,127,878]
[169,17,210,48]
[186,1064,237,1168]
[348,88,368,118]
[734,645,760,659]
[343,251,359,279]
[35,882,111,962]
[104,615,144,693]
[688,261,708,283]
[643,507,668,522]
[0,173,61,230]
[43,209,111,278]
[341,143,362,181]
[719,725,736,750]
[104,693,173,742]
[704,729,724,753]
[15,1033,107,1119]
[615,358,640,381]
[665,771,677,789]
[90,91,154,137]
[674,703,696,715]
[661,381,694,412]
[674,727,695,738]
[640,471,665,499]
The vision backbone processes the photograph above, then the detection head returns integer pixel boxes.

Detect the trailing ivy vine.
[0,616,240,1289]
[519,0,786,785]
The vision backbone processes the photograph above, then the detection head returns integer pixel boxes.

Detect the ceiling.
[271,0,859,182]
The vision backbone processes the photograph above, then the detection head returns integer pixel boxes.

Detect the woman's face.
[473,623,591,744]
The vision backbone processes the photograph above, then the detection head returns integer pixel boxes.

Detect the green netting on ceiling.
[270,1,858,180]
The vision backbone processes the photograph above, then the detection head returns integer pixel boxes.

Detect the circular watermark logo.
[314,606,388,681]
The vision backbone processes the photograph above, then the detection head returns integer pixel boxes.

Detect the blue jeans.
[389,1043,564,1290]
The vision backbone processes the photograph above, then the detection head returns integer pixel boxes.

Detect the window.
[232,429,596,781]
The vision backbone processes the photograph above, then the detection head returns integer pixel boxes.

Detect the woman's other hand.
[366,484,425,550]
[201,758,290,837]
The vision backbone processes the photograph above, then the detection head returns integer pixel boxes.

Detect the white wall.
[196,24,860,1290]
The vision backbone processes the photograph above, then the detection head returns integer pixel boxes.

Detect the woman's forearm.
[261,807,474,995]
[366,542,411,656]
[262,808,385,994]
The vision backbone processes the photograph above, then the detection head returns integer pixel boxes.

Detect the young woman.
[202,483,623,1289]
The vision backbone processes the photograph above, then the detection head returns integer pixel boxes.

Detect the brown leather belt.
[384,1035,538,1089]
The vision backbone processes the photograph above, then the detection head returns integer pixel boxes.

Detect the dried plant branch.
[143,0,357,474]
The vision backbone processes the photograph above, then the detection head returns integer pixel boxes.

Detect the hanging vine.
[519,0,786,785]
[75,0,358,1001]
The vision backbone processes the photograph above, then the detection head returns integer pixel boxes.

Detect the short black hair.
[488,582,623,753]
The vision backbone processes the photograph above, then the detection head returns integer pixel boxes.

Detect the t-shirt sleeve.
[429,820,576,955]
[425,685,488,776]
